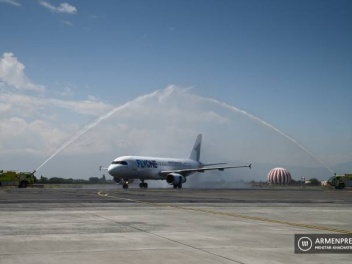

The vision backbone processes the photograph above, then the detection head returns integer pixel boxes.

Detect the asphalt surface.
[0,185,351,264]
[0,185,351,204]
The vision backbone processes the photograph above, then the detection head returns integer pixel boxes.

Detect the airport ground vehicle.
[327,174,352,189]
[0,170,37,188]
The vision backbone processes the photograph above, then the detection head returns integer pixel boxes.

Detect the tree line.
[37,174,113,184]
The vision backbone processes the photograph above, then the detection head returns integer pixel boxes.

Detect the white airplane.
[100,134,251,189]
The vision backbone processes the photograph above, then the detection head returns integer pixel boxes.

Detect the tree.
[39,176,48,184]
[308,178,320,186]
[89,177,100,183]
[49,177,65,184]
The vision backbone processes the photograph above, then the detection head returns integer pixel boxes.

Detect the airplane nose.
[107,164,116,176]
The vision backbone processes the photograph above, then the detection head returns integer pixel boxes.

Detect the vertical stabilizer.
[189,134,202,161]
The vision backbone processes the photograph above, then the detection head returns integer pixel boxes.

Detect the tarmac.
[0,185,351,264]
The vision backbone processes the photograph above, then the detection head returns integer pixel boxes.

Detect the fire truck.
[328,174,352,189]
[0,170,37,188]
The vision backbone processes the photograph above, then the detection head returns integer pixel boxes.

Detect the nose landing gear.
[121,179,147,189]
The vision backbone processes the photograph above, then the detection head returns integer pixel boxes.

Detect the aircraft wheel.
[122,183,129,189]
[178,183,182,189]
[18,181,28,188]
[139,183,148,188]
[173,184,177,189]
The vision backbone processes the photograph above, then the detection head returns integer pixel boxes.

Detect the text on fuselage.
[136,159,158,168]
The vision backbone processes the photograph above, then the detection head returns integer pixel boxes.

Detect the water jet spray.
[201,97,335,174]
[35,90,160,172]
[36,87,335,176]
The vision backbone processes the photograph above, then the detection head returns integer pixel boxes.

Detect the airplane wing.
[160,164,251,176]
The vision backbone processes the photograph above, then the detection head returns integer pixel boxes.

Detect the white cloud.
[0,0,21,7]
[0,92,113,118]
[0,52,45,92]
[0,102,11,112]
[55,86,74,97]
[0,92,115,168]
[47,98,113,116]
[0,117,70,155]
[87,95,99,101]
[39,1,77,15]
[61,20,74,26]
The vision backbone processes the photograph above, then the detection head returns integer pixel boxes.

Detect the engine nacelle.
[166,173,186,185]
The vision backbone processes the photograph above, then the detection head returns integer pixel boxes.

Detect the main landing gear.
[173,183,182,189]
[139,180,148,189]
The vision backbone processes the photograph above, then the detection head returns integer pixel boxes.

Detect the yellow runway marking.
[97,191,352,234]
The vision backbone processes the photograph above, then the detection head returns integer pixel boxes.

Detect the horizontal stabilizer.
[99,166,108,171]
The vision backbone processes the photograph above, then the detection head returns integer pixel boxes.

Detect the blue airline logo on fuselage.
[136,159,158,168]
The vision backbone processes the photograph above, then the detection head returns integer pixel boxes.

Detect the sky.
[0,0,351,182]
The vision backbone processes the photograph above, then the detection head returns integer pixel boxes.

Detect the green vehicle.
[0,170,37,188]
[328,174,352,189]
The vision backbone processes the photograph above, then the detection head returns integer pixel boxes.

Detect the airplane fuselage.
[103,134,251,189]
[108,156,201,181]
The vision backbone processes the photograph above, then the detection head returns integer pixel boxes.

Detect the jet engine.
[166,173,186,185]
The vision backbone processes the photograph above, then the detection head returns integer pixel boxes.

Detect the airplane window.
[111,161,128,165]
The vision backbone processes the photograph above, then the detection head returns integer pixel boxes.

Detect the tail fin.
[189,134,202,161]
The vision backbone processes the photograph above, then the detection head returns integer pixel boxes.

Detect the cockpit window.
[111,161,128,165]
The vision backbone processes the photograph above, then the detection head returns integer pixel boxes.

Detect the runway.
[0,186,351,263]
